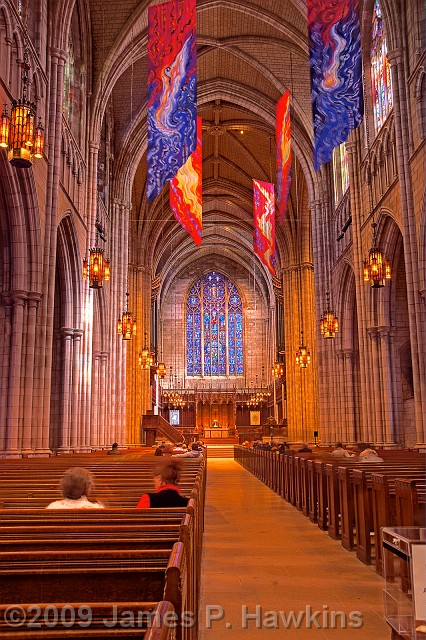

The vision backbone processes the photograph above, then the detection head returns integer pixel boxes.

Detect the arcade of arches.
[0,0,425,457]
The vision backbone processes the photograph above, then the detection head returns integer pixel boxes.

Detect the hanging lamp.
[156,361,167,379]
[363,222,391,288]
[139,332,151,368]
[1,44,44,167]
[362,71,391,289]
[117,292,137,340]
[320,289,339,338]
[295,330,311,368]
[82,226,111,288]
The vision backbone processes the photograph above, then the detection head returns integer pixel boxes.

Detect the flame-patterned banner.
[147,0,197,201]
[276,90,292,223]
[253,180,275,276]
[307,0,363,170]
[170,116,202,245]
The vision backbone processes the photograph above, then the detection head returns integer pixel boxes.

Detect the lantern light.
[1,48,45,167]
[363,223,391,288]
[117,292,136,340]
[295,331,311,368]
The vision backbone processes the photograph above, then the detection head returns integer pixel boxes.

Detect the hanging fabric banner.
[307,0,363,170]
[170,116,202,245]
[276,90,292,223]
[147,0,197,200]
[253,180,275,276]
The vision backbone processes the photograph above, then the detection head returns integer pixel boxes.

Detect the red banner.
[253,180,275,276]
[170,116,202,245]
[147,0,197,200]
[276,90,292,223]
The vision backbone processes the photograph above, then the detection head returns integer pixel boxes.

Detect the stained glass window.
[186,272,243,377]
[332,142,349,204]
[371,0,393,132]
[63,37,75,124]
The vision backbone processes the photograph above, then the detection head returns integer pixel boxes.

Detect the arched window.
[332,142,349,205]
[371,0,393,132]
[186,271,243,377]
[63,4,84,143]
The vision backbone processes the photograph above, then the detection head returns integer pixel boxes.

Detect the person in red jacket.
[136,460,189,508]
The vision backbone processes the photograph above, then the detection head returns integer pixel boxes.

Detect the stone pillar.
[70,329,83,451]
[367,327,384,443]
[91,352,101,448]
[388,49,426,445]
[57,328,74,452]
[334,350,345,444]
[345,136,374,439]
[21,293,42,454]
[378,326,398,445]
[0,296,12,453]
[5,292,27,456]
[100,351,108,446]
[283,262,319,442]
[343,349,356,444]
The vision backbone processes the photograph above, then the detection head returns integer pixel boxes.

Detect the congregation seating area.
[0,454,206,640]
[235,446,425,575]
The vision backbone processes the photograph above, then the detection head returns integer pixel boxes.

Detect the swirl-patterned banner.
[276,90,292,223]
[170,116,202,245]
[307,0,363,170]
[253,180,275,276]
[147,0,197,201]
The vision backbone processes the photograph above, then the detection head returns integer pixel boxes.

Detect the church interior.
[0,0,425,454]
[0,0,425,637]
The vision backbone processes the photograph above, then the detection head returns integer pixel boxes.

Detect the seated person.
[298,442,312,453]
[161,443,174,457]
[172,442,203,458]
[358,443,384,462]
[46,467,104,509]
[172,443,187,453]
[331,442,355,458]
[107,442,121,455]
[154,445,164,456]
[136,460,189,508]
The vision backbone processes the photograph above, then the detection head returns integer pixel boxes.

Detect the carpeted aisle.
[198,459,390,639]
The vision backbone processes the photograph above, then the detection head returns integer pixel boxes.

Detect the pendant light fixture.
[320,289,339,338]
[1,28,44,166]
[295,330,311,368]
[293,154,311,368]
[82,221,110,288]
[117,291,137,340]
[362,73,391,287]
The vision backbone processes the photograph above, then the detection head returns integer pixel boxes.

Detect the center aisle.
[199,459,389,639]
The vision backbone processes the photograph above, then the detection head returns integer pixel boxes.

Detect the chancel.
[0,0,425,638]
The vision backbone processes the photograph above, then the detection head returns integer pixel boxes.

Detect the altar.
[204,427,230,439]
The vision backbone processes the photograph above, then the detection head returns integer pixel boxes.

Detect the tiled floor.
[199,459,390,639]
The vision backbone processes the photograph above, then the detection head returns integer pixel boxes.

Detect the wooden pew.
[353,469,425,565]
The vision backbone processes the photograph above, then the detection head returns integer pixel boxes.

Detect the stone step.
[205,445,235,458]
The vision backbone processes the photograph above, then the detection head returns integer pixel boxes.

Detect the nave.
[200,459,389,639]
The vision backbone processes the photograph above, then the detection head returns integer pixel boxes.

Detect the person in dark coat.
[136,460,189,508]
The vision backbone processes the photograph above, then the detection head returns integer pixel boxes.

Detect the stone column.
[57,328,74,452]
[388,49,426,444]
[378,326,398,446]
[0,296,12,452]
[343,349,356,444]
[34,48,67,455]
[70,329,83,451]
[345,136,374,438]
[5,291,27,456]
[91,352,101,449]
[367,327,384,443]
[21,293,41,454]
[334,350,345,444]
[100,351,108,446]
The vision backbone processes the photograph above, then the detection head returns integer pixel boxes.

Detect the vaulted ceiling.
[89,0,315,300]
